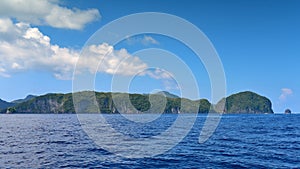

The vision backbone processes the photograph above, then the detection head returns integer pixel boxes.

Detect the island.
[0,91,274,114]
[217,91,274,114]
[284,109,292,114]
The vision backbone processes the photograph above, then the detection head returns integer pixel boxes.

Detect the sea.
[0,114,299,168]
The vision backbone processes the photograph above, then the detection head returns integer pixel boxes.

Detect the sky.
[0,0,299,113]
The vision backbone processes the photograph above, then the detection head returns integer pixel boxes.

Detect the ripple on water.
[0,114,299,168]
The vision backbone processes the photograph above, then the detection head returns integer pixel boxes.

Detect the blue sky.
[0,0,299,113]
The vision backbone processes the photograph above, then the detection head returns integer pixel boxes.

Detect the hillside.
[0,91,274,114]
[12,95,37,104]
[155,91,180,98]
[217,91,274,114]
[1,91,210,114]
[0,99,14,110]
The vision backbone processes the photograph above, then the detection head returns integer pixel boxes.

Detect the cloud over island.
[0,18,168,80]
[0,0,173,91]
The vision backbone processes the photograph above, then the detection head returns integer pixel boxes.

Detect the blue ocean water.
[0,114,299,168]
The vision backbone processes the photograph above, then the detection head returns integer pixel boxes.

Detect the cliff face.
[12,93,73,114]
[4,92,211,114]
[1,91,273,114]
[220,91,274,114]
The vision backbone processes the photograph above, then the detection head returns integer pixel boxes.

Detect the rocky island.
[0,91,274,114]
[284,109,292,114]
[218,91,274,114]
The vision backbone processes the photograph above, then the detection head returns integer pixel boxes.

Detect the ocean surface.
[0,114,299,168]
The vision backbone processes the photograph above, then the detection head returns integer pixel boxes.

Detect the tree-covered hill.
[0,99,14,110]
[1,91,211,114]
[217,91,274,114]
[11,95,37,104]
[0,91,274,114]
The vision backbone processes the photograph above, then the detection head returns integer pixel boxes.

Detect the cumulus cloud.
[77,43,148,76]
[0,18,78,79]
[0,0,100,29]
[0,0,173,85]
[0,18,170,80]
[279,88,293,101]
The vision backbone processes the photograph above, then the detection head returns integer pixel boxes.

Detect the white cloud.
[142,35,159,45]
[279,88,293,101]
[146,68,172,80]
[0,0,100,30]
[0,18,79,79]
[0,0,172,83]
[135,68,178,90]
[0,18,14,32]
[146,69,179,90]
[126,35,159,46]
[77,43,148,76]
[0,18,170,80]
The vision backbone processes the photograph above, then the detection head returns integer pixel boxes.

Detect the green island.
[0,91,273,114]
